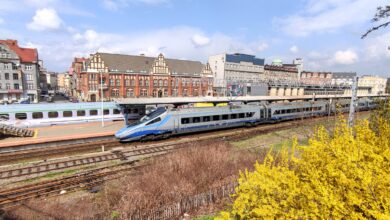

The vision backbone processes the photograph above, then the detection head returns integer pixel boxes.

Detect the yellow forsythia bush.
[218,102,390,219]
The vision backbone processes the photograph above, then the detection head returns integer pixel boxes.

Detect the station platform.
[0,121,125,148]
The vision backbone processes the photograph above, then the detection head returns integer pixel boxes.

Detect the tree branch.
[361,21,390,39]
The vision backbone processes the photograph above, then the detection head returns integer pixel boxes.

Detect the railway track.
[0,161,146,208]
[0,144,176,179]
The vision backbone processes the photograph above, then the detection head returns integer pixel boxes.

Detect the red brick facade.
[75,53,213,101]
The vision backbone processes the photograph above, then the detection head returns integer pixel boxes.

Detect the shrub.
[217,105,390,219]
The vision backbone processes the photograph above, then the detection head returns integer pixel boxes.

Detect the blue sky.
[0,0,389,77]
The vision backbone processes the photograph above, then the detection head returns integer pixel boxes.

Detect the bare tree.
[362,6,390,39]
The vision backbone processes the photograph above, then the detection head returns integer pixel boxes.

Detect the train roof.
[0,102,119,114]
[168,104,261,114]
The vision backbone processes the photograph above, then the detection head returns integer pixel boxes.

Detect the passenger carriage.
[0,102,144,128]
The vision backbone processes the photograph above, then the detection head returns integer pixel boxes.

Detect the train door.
[174,116,180,134]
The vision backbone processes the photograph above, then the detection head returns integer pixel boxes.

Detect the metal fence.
[128,182,238,220]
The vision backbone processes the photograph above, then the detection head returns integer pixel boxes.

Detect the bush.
[217,104,390,219]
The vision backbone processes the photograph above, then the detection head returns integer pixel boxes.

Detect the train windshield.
[128,107,166,127]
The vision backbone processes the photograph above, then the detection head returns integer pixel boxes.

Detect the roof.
[225,53,265,66]
[264,64,298,73]
[74,57,87,63]
[0,102,118,114]
[97,53,205,75]
[332,72,356,79]
[0,40,38,63]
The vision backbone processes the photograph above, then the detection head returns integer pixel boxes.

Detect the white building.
[208,53,265,95]
[358,75,387,95]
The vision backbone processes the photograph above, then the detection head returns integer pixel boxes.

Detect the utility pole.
[348,76,358,127]
[99,70,104,127]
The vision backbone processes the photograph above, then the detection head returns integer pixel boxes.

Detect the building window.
[26,74,33,81]
[139,79,144,86]
[6,83,10,89]
[153,79,158,86]
[164,80,168,86]
[5,73,9,80]
[25,65,32,70]
[4,64,9,70]
[126,89,134,97]
[145,79,149,86]
[131,79,135,86]
[164,89,168,97]
[140,89,148,97]
[116,79,120,86]
[14,84,19,89]
[13,73,18,80]
[27,83,34,89]
[159,79,163,86]
[111,89,119,97]
[125,79,130,86]
[110,79,114,86]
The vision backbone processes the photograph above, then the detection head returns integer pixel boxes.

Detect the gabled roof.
[0,39,38,63]
[97,53,205,75]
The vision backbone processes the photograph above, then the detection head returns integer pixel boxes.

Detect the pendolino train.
[115,98,379,142]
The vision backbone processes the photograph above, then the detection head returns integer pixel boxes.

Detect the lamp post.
[99,70,104,127]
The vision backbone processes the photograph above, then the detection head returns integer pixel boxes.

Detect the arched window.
[159,79,163,86]
[164,80,168,86]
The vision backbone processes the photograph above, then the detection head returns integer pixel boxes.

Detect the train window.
[193,117,201,123]
[113,109,121,114]
[239,113,245,118]
[90,110,98,116]
[63,111,72,117]
[222,114,229,120]
[212,115,220,121]
[77,110,86,116]
[103,109,110,115]
[181,118,190,124]
[231,114,237,119]
[247,112,254,118]
[133,109,138,113]
[15,113,27,120]
[48,112,58,118]
[146,117,161,125]
[0,114,9,120]
[281,110,286,114]
[286,109,291,114]
[32,112,43,119]
[203,116,210,122]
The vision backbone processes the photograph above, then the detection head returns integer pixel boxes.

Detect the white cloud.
[278,0,388,36]
[191,34,211,47]
[363,31,390,60]
[257,42,268,51]
[102,0,170,10]
[27,8,63,31]
[30,26,263,72]
[332,49,358,65]
[290,45,299,53]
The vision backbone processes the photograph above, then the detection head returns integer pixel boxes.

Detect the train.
[115,98,378,142]
[0,102,145,128]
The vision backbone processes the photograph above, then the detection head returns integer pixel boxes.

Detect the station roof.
[114,94,388,106]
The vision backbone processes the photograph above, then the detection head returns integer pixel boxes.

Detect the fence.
[128,182,238,220]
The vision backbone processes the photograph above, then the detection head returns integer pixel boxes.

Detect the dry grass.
[4,140,266,220]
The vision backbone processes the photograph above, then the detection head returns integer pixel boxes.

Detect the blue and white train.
[115,98,379,142]
[0,102,145,128]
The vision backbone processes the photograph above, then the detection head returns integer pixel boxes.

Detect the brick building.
[76,53,213,101]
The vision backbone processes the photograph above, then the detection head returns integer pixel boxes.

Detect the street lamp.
[99,70,104,127]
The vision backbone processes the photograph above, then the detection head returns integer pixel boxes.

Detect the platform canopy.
[114,94,387,106]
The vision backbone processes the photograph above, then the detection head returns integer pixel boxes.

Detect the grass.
[23,169,77,183]
[195,215,215,220]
